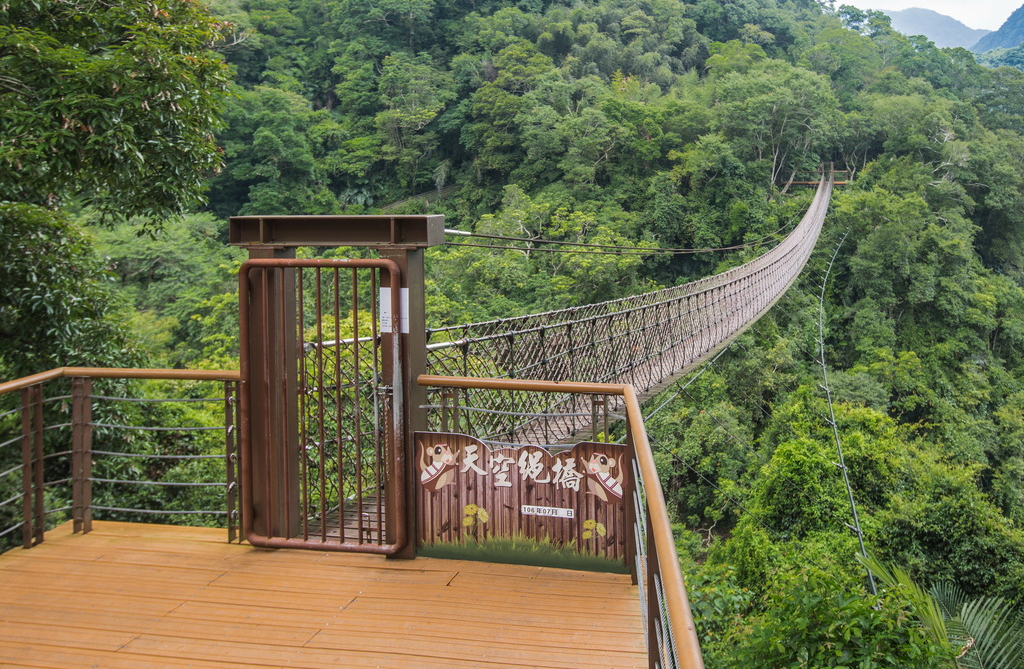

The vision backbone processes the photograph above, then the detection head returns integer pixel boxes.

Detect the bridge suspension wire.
[814,230,877,596]
[424,175,834,445]
[648,432,835,576]
[647,228,883,574]
[661,375,863,537]
[637,221,859,435]
[624,292,866,531]
[442,221,798,255]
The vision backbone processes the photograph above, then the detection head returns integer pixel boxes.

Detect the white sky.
[856,0,1021,31]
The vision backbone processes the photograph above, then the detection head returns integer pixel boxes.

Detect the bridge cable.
[442,217,799,256]
[815,229,878,597]
[663,379,866,536]
[621,330,866,543]
[699,238,874,532]
[649,436,833,575]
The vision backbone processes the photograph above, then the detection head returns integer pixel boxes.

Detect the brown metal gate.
[238,258,406,554]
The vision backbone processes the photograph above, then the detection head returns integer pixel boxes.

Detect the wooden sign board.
[415,432,632,570]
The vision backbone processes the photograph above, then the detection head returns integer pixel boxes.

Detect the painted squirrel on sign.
[585,452,623,502]
[419,441,457,492]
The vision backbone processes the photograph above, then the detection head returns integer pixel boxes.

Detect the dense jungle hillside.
[3,0,1024,665]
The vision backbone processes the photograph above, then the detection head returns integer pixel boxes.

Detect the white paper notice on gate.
[379,287,410,334]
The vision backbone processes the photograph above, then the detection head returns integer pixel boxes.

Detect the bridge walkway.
[0,521,645,669]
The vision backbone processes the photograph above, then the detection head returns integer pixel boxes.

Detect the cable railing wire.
[89,395,224,404]
[90,478,225,487]
[90,449,224,460]
[0,373,241,551]
[90,422,226,432]
[90,506,227,516]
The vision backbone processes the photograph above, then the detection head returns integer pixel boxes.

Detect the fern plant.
[860,555,1024,669]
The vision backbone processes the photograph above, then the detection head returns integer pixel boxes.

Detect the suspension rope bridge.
[420,175,833,446]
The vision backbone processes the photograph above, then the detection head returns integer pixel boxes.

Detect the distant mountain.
[972,4,1024,52]
[883,8,990,49]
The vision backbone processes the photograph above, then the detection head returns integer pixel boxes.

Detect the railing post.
[624,417,639,586]
[30,385,44,546]
[71,377,93,534]
[225,380,239,543]
[20,387,35,548]
[377,245,429,560]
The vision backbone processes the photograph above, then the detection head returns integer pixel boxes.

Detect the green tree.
[208,85,341,217]
[93,214,244,368]
[798,26,881,98]
[712,60,840,187]
[0,204,136,378]
[376,52,455,190]
[704,39,766,76]
[733,565,951,668]
[0,0,234,223]
[465,40,555,176]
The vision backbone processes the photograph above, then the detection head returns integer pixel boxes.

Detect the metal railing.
[0,367,241,551]
[419,374,704,669]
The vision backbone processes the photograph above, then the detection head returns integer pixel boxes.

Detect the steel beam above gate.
[229,215,445,248]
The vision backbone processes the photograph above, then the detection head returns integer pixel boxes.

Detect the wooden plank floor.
[0,521,646,668]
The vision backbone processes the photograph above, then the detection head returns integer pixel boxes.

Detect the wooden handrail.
[624,383,704,669]
[418,374,705,669]
[0,367,241,396]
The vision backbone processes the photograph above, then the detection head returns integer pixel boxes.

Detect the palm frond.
[945,617,980,669]
[859,555,1024,669]
[931,581,969,621]
[958,596,1024,669]
[858,553,949,645]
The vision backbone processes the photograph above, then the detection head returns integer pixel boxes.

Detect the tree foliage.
[0,204,136,378]
[0,0,234,223]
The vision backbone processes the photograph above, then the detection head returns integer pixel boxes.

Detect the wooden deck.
[0,522,646,668]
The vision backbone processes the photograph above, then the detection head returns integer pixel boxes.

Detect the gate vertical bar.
[286,264,299,540]
[335,269,346,543]
[370,267,383,545]
[314,269,327,542]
